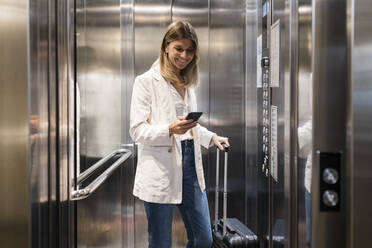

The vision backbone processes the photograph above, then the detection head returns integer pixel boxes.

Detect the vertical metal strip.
[223,151,228,236]
[215,148,220,226]
[289,0,299,247]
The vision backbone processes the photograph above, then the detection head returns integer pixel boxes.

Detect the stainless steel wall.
[121,0,136,247]
[77,0,122,159]
[245,0,259,235]
[296,0,312,247]
[76,0,126,247]
[352,0,372,246]
[312,0,348,247]
[28,0,52,245]
[208,0,247,225]
[0,0,29,247]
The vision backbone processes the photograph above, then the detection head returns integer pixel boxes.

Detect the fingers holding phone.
[169,117,197,135]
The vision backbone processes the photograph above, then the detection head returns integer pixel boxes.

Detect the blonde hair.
[159,21,199,88]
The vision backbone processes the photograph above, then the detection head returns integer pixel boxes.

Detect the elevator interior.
[2,0,372,248]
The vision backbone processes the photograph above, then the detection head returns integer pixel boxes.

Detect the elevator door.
[73,0,135,247]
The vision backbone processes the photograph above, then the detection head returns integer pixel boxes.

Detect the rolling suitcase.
[212,145,259,248]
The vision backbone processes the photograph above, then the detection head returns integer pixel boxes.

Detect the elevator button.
[322,168,339,185]
[322,190,339,207]
[261,57,270,68]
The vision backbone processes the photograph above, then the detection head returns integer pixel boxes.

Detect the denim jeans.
[305,190,311,247]
[144,140,213,248]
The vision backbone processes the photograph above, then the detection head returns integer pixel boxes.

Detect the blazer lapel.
[151,65,177,122]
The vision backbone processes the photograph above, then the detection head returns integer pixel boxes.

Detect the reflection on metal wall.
[296,0,312,247]
[121,0,136,247]
[76,0,124,247]
[0,0,29,247]
[352,0,372,246]
[245,0,259,235]
[209,0,246,224]
[28,0,51,245]
[312,0,348,247]
[77,0,122,159]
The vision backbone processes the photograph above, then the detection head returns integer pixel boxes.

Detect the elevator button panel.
[319,152,341,211]
[261,56,270,176]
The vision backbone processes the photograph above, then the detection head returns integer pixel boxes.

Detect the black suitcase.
[212,145,259,248]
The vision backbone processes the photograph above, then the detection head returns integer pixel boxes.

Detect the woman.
[130,21,229,248]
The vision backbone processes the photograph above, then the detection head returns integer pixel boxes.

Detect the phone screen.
[185,112,203,122]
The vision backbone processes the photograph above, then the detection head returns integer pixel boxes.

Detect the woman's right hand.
[169,116,197,135]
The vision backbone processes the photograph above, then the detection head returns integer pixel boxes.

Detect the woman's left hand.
[212,135,230,151]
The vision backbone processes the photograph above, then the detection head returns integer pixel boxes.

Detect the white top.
[168,83,194,141]
[298,120,312,193]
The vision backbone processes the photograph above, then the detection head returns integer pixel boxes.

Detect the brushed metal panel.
[77,167,124,248]
[245,0,259,234]
[56,1,76,247]
[209,0,246,224]
[28,0,63,246]
[121,0,135,247]
[77,0,122,160]
[352,0,372,246]
[76,0,123,247]
[312,0,348,247]
[47,0,59,247]
[0,0,29,247]
[297,0,312,247]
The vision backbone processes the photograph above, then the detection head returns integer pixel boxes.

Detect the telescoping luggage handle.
[214,144,229,236]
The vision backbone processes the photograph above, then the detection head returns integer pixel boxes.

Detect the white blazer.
[129,65,216,204]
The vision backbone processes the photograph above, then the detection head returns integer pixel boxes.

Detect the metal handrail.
[71,148,132,200]
[76,148,127,185]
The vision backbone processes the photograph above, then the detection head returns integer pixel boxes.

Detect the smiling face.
[165,38,195,73]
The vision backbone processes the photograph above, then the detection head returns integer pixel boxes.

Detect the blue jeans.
[144,140,213,248]
[305,190,311,247]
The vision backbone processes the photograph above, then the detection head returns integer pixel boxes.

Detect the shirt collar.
[151,63,162,81]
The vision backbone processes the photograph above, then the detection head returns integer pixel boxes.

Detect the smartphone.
[185,112,203,122]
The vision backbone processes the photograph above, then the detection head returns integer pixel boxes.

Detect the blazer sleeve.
[188,88,216,148]
[195,124,216,148]
[129,75,172,146]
